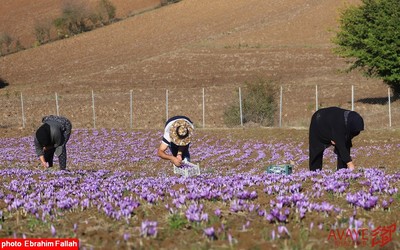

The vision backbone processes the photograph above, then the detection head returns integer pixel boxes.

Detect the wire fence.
[1,84,399,130]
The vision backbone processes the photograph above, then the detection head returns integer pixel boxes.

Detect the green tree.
[333,0,400,95]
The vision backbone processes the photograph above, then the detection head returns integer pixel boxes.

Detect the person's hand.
[172,156,182,167]
[347,161,355,171]
[41,161,49,168]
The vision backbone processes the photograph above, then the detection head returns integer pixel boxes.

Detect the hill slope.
[0,0,161,48]
[2,0,384,94]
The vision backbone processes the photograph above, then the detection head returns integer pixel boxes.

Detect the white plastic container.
[173,159,200,177]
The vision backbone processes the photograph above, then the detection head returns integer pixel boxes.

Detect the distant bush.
[0,33,24,56]
[0,33,13,55]
[97,0,116,24]
[15,40,24,52]
[53,1,94,39]
[34,20,52,45]
[53,0,116,39]
[224,79,278,127]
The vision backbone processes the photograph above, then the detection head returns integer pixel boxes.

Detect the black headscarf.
[347,111,364,137]
[36,123,51,146]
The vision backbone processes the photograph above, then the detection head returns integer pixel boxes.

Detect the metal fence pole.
[202,88,205,128]
[388,88,392,127]
[239,87,243,126]
[55,92,60,116]
[315,85,318,111]
[20,92,25,128]
[279,86,283,127]
[92,90,96,129]
[130,90,133,129]
[351,85,354,111]
[166,89,169,121]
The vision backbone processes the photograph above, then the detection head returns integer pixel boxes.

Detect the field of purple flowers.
[0,128,399,249]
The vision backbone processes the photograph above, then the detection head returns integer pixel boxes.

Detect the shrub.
[97,0,116,24]
[53,0,117,39]
[0,34,24,56]
[15,40,24,52]
[224,79,277,127]
[53,1,95,39]
[0,33,13,55]
[34,21,52,45]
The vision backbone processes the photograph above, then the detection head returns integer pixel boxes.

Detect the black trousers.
[309,123,349,171]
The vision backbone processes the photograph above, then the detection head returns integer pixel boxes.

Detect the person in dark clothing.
[157,116,194,167]
[309,107,364,171]
[34,115,72,170]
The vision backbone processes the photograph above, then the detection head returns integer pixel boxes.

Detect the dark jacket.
[310,107,364,163]
[34,116,72,157]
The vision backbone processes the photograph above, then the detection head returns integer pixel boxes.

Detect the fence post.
[388,88,392,127]
[55,92,60,116]
[130,90,133,129]
[279,86,283,127]
[351,85,354,111]
[202,88,205,128]
[239,87,243,127]
[92,90,96,129]
[166,89,169,121]
[20,92,25,128]
[315,85,318,111]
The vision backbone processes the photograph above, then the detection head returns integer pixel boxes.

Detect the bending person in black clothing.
[34,115,72,170]
[309,107,364,171]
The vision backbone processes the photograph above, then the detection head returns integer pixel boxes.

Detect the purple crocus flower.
[203,227,216,240]
[51,225,56,237]
[228,233,234,246]
[123,233,130,241]
[278,225,290,238]
[140,220,157,238]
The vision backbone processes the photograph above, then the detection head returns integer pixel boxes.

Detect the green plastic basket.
[266,164,293,175]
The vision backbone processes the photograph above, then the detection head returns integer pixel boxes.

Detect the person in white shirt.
[157,116,194,167]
